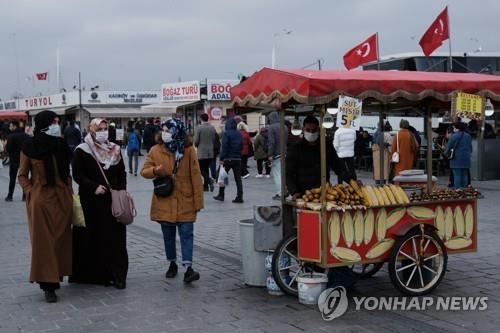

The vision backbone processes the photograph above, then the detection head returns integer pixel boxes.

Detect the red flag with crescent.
[343,33,378,70]
[419,7,449,56]
[36,72,48,80]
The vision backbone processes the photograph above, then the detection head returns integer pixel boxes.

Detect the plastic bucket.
[239,219,267,287]
[297,273,328,305]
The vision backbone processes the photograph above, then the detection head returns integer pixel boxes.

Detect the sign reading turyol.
[161,81,200,102]
[21,92,80,111]
[84,91,161,104]
[207,80,239,101]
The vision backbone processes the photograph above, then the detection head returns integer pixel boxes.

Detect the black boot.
[232,196,244,203]
[183,267,200,283]
[44,290,57,303]
[208,180,214,192]
[165,261,178,278]
[213,188,224,201]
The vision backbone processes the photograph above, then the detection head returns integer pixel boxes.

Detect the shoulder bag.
[391,132,400,163]
[446,132,464,160]
[153,161,178,197]
[91,153,136,225]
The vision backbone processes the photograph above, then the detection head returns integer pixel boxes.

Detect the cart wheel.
[272,233,312,296]
[388,227,447,296]
[350,262,385,279]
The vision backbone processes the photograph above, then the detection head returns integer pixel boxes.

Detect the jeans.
[7,161,19,198]
[271,158,281,195]
[198,158,212,189]
[160,222,194,266]
[241,155,249,176]
[223,159,243,197]
[127,149,139,174]
[210,158,217,179]
[256,159,271,175]
[452,168,468,188]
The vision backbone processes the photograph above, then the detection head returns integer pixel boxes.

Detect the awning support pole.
[378,107,385,184]
[426,107,433,193]
[279,108,286,203]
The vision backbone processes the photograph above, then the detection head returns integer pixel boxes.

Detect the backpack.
[127,131,140,152]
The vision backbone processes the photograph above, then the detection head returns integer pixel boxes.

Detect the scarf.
[84,118,121,169]
[21,110,71,186]
[163,119,186,163]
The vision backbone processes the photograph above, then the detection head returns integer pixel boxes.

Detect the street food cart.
[231,68,500,296]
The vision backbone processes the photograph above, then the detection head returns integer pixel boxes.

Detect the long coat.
[70,145,128,285]
[390,129,419,176]
[372,132,392,181]
[194,122,216,159]
[141,143,204,223]
[18,152,73,283]
[445,131,472,169]
[253,133,268,160]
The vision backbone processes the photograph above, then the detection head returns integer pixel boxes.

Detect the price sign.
[452,92,484,120]
[336,95,362,130]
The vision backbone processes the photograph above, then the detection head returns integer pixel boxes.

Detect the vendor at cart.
[286,115,358,288]
[286,115,342,198]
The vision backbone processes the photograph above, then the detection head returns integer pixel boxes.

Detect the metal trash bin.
[239,219,267,287]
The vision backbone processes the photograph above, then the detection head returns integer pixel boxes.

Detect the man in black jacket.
[286,115,342,198]
[63,120,82,152]
[5,121,29,201]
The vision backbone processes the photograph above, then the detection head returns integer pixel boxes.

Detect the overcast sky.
[1,0,498,100]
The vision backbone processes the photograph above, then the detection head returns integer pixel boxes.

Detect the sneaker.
[232,197,244,203]
[134,173,137,177]
[44,290,57,303]
[265,174,271,178]
[165,261,178,278]
[255,174,264,178]
[5,197,13,202]
[242,173,250,179]
[272,194,281,201]
[183,267,200,283]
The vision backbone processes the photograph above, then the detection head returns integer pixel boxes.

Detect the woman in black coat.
[70,118,128,289]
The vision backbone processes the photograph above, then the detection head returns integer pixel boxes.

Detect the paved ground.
[0,153,499,332]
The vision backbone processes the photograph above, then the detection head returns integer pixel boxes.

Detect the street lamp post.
[272,29,293,69]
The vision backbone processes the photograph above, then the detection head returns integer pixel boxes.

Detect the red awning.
[231,68,500,107]
[0,111,28,120]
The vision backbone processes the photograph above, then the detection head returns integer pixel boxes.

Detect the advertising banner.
[452,92,484,120]
[336,95,362,130]
[207,80,239,101]
[161,81,200,102]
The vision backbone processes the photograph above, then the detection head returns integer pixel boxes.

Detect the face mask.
[95,131,108,143]
[43,124,61,137]
[304,131,319,142]
[162,131,172,143]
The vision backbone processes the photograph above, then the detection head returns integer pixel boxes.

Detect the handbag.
[153,162,178,197]
[92,154,136,225]
[391,132,400,163]
[446,132,464,160]
[72,194,86,227]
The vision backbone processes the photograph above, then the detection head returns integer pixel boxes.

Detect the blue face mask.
[43,124,61,137]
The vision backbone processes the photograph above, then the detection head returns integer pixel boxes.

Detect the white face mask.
[162,131,172,143]
[95,131,108,143]
[43,124,61,137]
[304,131,319,142]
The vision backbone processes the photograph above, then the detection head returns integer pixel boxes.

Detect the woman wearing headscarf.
[372,121,393,184]
[70,118,128,289]
[18,110,73,303]
[390,119,419,177]
[141,119,204,283]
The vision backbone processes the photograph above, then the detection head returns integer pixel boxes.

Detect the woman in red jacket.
[238,122,251,178]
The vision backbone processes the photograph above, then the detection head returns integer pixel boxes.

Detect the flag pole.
[376,32,381,70]
[56,47,60,92]
[447,6,452,72]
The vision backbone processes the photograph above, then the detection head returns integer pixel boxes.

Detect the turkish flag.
[419,7,449,56]
[343,34,378,70]
[36,72,48,80]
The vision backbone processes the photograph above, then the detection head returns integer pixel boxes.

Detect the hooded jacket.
[267,111,285,157]
[220,118,243,160]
